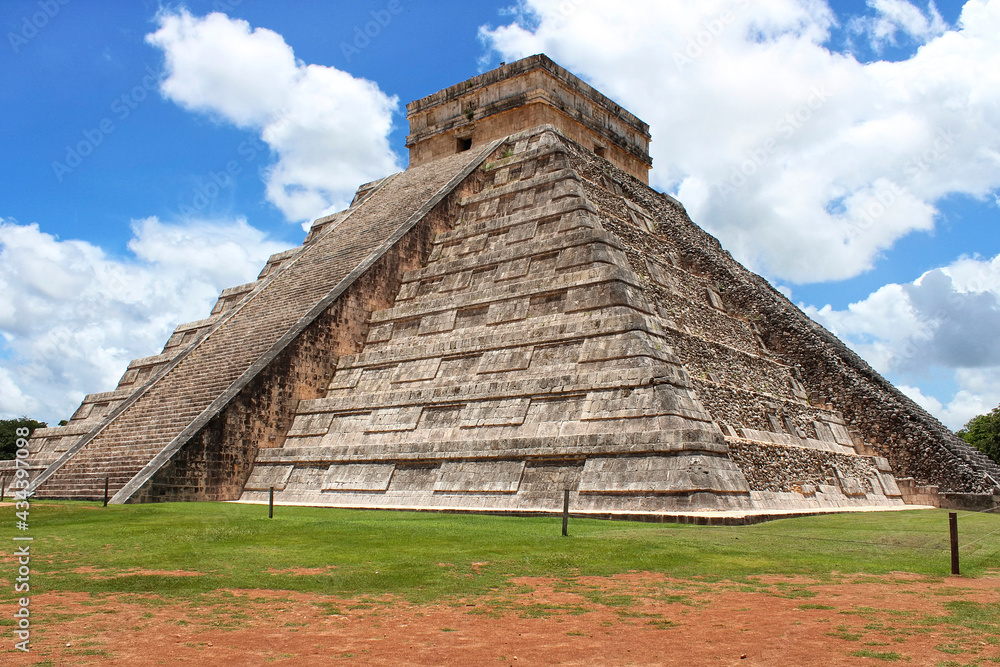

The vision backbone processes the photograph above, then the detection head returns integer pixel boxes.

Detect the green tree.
[0,417,47,460]
[957,406,1000,465]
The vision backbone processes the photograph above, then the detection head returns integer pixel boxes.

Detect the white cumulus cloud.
[0,217,286,424]
[147,10,401,223]
[806,253,1000,429]
[850,0,948,50]
[480,0,1000,284]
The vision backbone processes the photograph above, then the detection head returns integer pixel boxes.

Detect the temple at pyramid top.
[405,54,653,183]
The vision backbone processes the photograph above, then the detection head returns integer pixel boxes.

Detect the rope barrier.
[957,523,1000,551]
[953,505,1000,518]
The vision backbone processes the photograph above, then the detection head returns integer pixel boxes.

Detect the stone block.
[419,310,457,335]
[328,367,363,390]
[366,323,394,344]
[322,463,395,492]
[366,407,422,433]
[487,299,529,325]
[287,413,335,437]
[460,399,531,428]
[645,258,675,291]
[392,358,442,383]
[244,465,294,491]
[874,471,903,498]
[557,210,598,233]
[439,270,473,293]
[434,460,526,493]
[506,221,538,244]
[813,421,835,443]
[555,243,617,272]
[829,422,854,447]
[706,287,726,312]
[495,258,531,282]
[839,476,867,497]
[578,454,750,496]
[476,348,534,374]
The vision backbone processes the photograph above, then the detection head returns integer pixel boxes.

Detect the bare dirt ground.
[6,572,1000,665]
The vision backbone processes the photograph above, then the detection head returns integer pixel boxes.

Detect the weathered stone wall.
[728,440,878,493]
[895,478,941,506]
[566,142,997,495]
[691,380,838,439]
[130,198,458,501]
[662,330,794,401]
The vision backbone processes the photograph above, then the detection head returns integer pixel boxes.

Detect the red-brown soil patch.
[265,566,339,576]
[68,567,204,578]
[4,573,999,665]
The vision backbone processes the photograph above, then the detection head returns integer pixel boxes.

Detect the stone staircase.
[29,145,497,502]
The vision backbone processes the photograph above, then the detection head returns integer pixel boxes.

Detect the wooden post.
[1,480,5,502]
[103,477,109,507]
[269,487,274,519]
[562,489,570,537]
[949,512,960,575]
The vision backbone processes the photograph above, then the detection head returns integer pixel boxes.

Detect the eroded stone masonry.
[21,55,999,517]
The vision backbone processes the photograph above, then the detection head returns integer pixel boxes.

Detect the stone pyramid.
[23,55,998,517]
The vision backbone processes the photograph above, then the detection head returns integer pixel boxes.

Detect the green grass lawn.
[4,502,998,603]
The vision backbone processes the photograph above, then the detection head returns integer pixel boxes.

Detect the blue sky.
[1,0,998,429]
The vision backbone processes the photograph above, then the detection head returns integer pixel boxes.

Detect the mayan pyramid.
[23,55,998,517]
